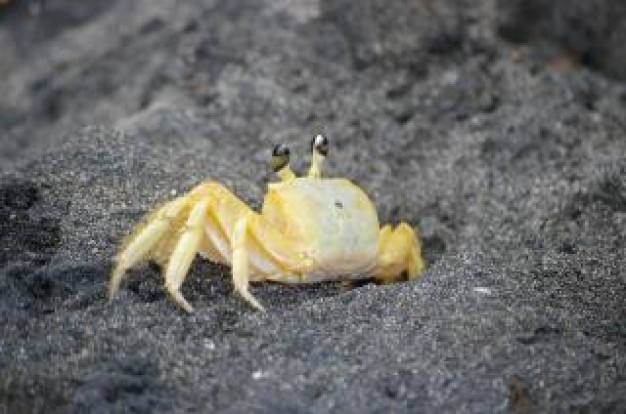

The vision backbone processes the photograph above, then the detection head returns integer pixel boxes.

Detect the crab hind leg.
[163,197,212,313]
[108,197,189,299]
[150,206,195,268]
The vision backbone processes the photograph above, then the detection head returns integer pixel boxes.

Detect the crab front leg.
[158,181,264,312]
[230,210,313,310]
[230,212,274,311]
[375,223,425,282]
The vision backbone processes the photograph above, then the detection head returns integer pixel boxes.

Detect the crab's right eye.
[312,134,329,156]
[271,143,290,172]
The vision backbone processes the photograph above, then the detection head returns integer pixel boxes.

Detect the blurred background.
[1,0,625,168]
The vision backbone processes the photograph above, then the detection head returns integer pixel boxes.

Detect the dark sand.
[1,1,625,412]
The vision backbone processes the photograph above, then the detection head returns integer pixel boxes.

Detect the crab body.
[109,136,424,312]
[261,178,380,282]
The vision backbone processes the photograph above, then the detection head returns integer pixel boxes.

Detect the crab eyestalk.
[308,134,328,178]
[271,143,296,182]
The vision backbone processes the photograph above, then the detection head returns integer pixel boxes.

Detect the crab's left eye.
[312,134,329,156]
[271,143,290,172]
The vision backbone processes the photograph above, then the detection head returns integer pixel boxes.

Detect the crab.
[108,135,425,312]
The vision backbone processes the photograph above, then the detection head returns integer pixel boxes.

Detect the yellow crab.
[108,135,425,312]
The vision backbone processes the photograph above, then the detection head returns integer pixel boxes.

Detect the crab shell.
[251,178,380,282]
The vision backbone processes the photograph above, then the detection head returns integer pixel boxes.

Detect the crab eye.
[271,143,290,172]
[311,134,329,156]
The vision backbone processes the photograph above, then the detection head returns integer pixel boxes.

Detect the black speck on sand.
[1,1,625,413]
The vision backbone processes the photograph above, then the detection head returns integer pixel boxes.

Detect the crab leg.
[164,197,212,313]
[375,222,425,283]
[108,197,188,298]
[231,212,265,311]
[164,181,272,312]
[110,180,303,312]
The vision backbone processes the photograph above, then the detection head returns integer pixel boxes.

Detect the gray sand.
[1,1,625,412]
